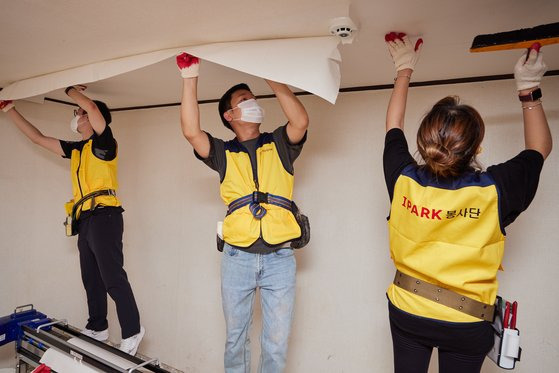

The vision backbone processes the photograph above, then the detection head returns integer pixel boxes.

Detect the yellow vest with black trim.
[221,133,301,247]
[387,165,505,322]
[68,139,121,219]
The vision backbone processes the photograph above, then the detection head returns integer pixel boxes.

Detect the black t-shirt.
[59,126,122,218]
[60,126,117,161]
[196,125,307,253]
[383,128,544,231]
[196,125,306,180]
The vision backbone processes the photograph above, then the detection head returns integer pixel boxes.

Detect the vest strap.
[393,270,495,322]
[227,191,293,219]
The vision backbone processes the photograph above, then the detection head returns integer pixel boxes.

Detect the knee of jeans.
[261,336,289,366]
[268,329,290,347]
[262,312,292,346]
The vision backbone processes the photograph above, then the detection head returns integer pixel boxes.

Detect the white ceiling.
[1,0,558,108]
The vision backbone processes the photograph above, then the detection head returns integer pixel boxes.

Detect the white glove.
[514,46,547,91]
[0,100,14,113]
[176,52,200,78]
[386,32,423,71]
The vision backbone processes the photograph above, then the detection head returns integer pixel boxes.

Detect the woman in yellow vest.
[1,86,144,355]
[382,32,551,373]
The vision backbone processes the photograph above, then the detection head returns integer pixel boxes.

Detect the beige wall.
[1,76,558,372]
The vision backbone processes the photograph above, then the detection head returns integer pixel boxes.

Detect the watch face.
[532,88,542,101]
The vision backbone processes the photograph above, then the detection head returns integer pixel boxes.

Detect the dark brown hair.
[417,96,484,178]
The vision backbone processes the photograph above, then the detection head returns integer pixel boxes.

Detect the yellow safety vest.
[66,139,121,219]
[387,165,505,322]
[221,133,301,247]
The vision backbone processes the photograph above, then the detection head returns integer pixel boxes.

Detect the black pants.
[388,301,494,373]
[77,208,140,339]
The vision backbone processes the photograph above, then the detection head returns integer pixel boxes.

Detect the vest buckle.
[252,191,269,204]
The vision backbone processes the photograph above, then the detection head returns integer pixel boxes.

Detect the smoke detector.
[329,17,358,44]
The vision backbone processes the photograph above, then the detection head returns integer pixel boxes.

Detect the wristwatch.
[518,88,542,102]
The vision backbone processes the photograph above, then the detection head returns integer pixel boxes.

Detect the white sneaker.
[81,328,109,341]
[119,326,145,356]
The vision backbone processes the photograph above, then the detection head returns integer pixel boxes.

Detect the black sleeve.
[59,140,80,159]
[91,126,117,161]
[272,124,307,174]
[383,128,416,201]
[487,149,544,228]
[194,132,226,181]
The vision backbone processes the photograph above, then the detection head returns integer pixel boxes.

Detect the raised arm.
[177,53,210,158]
[265,80,309,144]
[65,85,107,135]
[1,100,64,156]
[514,44,552,159]
[385,32,423,132]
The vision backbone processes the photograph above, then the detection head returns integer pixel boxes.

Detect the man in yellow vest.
[176,53,309,372]
[0,86,144,356]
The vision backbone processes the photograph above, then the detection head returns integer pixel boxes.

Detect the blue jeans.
[221,243,296,373]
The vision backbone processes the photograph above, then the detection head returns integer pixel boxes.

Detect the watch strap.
[519,88,542,102]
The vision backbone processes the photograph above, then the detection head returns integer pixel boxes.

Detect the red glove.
[176,52,200,78]
[0,100,14,113]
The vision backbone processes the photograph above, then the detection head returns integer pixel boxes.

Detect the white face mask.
[231,99,265,123]
[70,115,80,133]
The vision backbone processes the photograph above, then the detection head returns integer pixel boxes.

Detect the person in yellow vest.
[0,86,145,355]
[382,32,551,373]
[176,53,309,372]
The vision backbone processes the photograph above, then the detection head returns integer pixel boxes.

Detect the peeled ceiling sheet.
[187,37,342,103]
[0,36,342,104]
